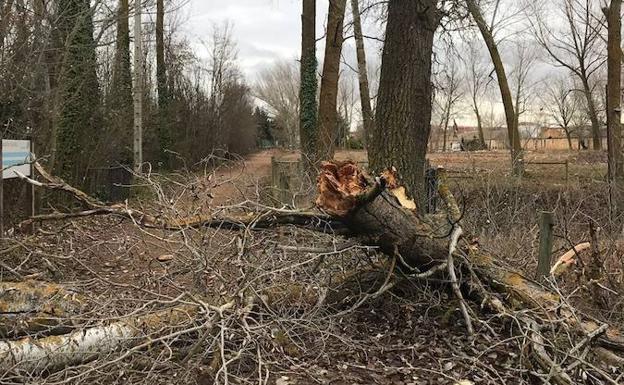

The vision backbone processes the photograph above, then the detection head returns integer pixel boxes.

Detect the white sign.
[2,140,32,179]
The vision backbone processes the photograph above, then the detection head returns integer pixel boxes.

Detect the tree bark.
[581,76,602,150]
[466,0,523,174]
[318,0,347,160]
[369,0,439,211]
[156,0,171,167]
[132,0,143,173]
[108,0,132,166]
[299,0,318,176]
[473,99,486,147]
[606,0,622,181]
[350,0,374,147]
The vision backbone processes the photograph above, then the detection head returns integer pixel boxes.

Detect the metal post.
[536,211,555,280]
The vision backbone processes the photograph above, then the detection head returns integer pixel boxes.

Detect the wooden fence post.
[536,211,555,280]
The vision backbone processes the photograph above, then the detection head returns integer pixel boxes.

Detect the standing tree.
[542,75,582,150]
[510,42,538,139]
[318,0,347,160]
[299,0,318,175]
[108,0,133,167]
[132,0,143,173]
[54,0,102,184]
[466,0,523,174]
[605,0,622,180]
[255,60,300,149]
[435,53,463,152]
[530,0,604,150]
[156,0,171,167]
[464,37,489,148]
[369,0,440,209]
[350,0,374,146]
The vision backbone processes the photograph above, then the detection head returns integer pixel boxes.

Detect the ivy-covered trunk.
[107,0,133,168]
[299,0,318,176]
[55,0,102,185]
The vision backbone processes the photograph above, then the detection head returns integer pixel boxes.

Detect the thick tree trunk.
[350,0,374,147]
[299,0,318,175]
[606,0,622,180]
[318,0,347,160]
[466,0,523,174]
[369,0,438,211]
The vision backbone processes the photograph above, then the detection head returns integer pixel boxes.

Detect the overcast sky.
[184,0,333,80]
[175,1,588,128]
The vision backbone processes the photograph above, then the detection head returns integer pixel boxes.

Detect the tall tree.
[369,0,439,209]
[350,0,374,146]
[605,0,622,181]
[318,0,347,160]
[54,0,102,183]
[132,0,143,173]
[466,0,523,174]
[465,38,488,148]
[299,0,318,174]
[108,0,133,166]
[156,0,171,167]
[531,0,604,150]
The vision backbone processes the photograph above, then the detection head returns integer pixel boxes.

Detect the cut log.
[0,302,233,373]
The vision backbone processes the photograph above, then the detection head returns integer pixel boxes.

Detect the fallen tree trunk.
[0,281,84,337]
[315,161,624,380]
[0,302,232,373]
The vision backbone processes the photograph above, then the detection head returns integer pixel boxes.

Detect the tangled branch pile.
[1,160,623,384]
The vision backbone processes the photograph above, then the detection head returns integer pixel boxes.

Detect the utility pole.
[133,0,143,174]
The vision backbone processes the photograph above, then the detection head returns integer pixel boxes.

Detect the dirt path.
[208,148,290,206]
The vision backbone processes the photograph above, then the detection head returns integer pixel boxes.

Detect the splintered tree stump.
[316,161,624,362]
[316,161,448,270]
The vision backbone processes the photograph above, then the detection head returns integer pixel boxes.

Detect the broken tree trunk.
[315,161,624,376]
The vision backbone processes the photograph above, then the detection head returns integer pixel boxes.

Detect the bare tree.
[530,0,605,150]
[318,0,348,160]
[466,0,524,174]
[463,36,489,148]
[254,60,300,149]
[133,0,143,173]
[604,0,622,180]
[541,75,582,149]
[156,0,171,166]
[350,0,374,146]
[510,41,538,136]
[435,52,463,152]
